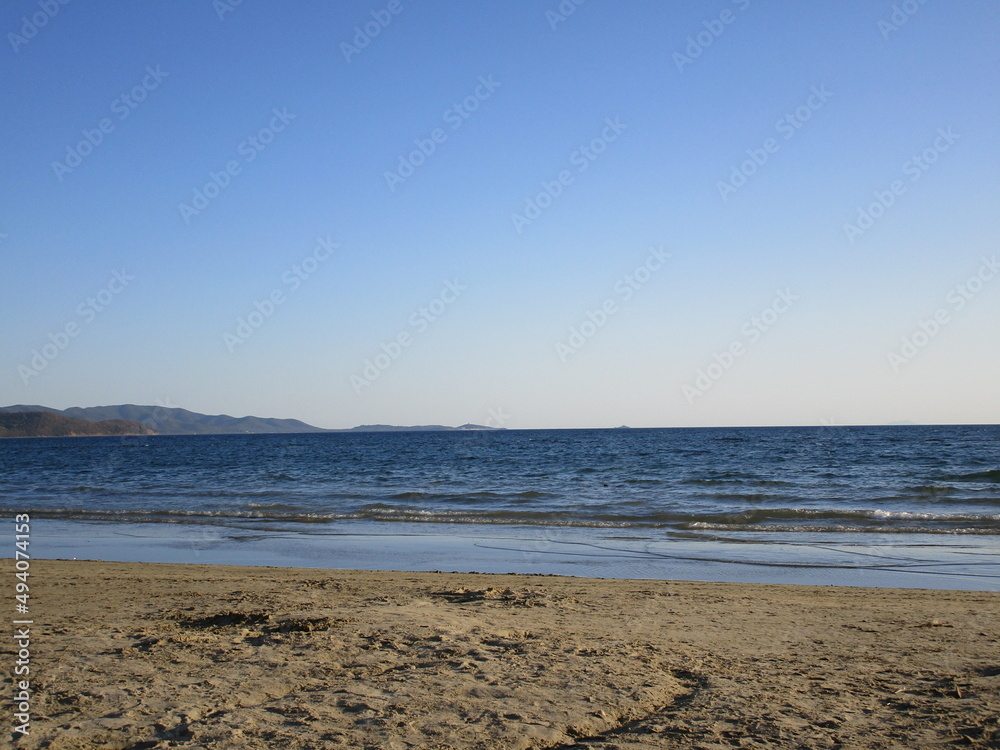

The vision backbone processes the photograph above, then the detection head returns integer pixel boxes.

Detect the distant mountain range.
[0,404,323,436]
[0,405,504,437]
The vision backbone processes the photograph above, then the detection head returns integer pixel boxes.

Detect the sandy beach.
[6,560,1000,749]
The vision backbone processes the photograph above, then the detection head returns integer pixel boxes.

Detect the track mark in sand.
[269,615,347,633]
[430,586,566,607]
[174,610,348,633]
[120,720,194,750]
[176,610,271,629]
[539,668,709,749]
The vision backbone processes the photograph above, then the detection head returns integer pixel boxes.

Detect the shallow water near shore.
[30,518,999,590]
[4,425,999,589]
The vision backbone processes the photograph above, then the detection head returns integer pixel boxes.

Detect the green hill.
[0,411,156,438]
[0,404,326,435]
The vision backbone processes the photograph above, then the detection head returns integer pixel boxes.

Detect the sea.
[3,425,999,590]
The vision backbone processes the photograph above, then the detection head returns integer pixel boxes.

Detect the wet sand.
[7,559,1000,748]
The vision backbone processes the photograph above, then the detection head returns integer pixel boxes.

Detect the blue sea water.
[2,425,999,589]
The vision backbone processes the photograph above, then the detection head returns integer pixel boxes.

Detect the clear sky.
[2,0,998,429]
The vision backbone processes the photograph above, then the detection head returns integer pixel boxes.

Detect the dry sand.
[4,559,999,749]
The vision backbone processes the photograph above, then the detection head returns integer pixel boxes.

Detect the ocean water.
[3,426,999,590]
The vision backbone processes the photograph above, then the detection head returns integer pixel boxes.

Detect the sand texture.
[4,560,1000,749]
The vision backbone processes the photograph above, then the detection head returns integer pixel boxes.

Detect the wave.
[386,490,557,502]
[681,478,742,486]
[681,507,1000,534]
[680,476,795,488]
[680,507,1000,525]
[9,504,1000,534]
[943,469,1000,483]
[906,484,961,496]
[686,523,999,535]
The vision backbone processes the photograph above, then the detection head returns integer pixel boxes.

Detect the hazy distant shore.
[0,403,509,435]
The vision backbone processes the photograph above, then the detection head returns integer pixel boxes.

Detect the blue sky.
[2,0,998,429]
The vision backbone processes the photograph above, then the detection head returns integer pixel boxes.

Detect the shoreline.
[28,518,1000,592]
[10,558,1000,748]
